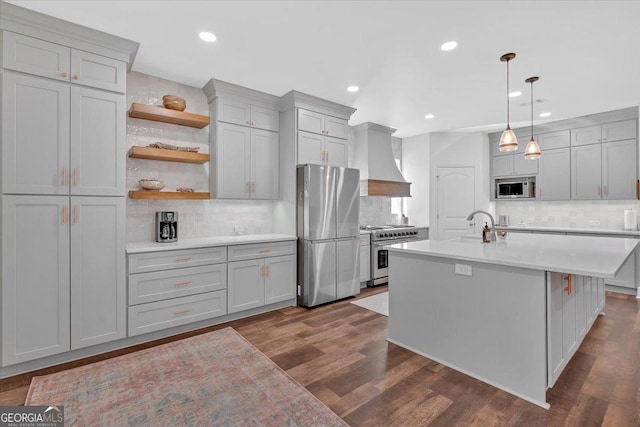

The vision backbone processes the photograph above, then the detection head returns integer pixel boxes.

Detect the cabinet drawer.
[128,290,227,337]
[128,264,227,305]
[228,240,295,261]
[128,247,227,274]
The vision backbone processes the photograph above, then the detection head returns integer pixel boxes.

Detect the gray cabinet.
[359,235,371,284]
[297,108,348,139]
[537,148,570,201]
[2,72,125,197]
[2,31,126,93]
[537,130,570,150]
[491,153,538,177]
[227,241,296,313]
[572,139,636,200]
[217,96,279,132]
[571,120,637,146]
[297,131,348,167]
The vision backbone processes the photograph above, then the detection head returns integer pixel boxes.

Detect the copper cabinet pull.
[175,257,192,262]
[73,74,79,80]
[260,266,265,277]
[73,168,78,186]
[259,248,271,253]
[173,309,192,315]
[564,274,572,295]
[174,280,192,287]
[62,205,68,224]
[72,205,78,224]
[251,121,256,126]
[61,72,68,78]
[266,264,270,277]
[246,121,251,125]
[62,167,67,186]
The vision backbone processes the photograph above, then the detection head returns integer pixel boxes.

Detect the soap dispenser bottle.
[483,222,491,243]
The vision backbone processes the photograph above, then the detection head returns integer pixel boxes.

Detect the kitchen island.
[386,233,638,408]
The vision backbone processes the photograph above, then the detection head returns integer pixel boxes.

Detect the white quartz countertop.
[496,224,640,237]
[387,233,639,278]
[126,234,297,254]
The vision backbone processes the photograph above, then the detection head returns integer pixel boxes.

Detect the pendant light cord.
[530,80,533,139]
[506,59,510,127]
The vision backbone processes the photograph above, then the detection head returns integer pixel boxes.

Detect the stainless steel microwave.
[496,177,535,199]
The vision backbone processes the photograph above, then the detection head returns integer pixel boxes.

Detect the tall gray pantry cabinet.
[0,4,138,367]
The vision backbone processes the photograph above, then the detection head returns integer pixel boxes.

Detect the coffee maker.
[156,211,178,243]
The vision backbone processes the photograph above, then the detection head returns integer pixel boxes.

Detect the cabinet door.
[537,130,570,150]
[574,276,586,339]
[265,255,295,305]
[324,116,349,139]
[538,148,570,201]
[359,244,371,282]
[216,123,251,198]
[548,272,565,386]
[297,108,325,135]
[70,50,126,93]
[602,139,636,200]
[297,131,324,165]
[228,259,264,313]
[2,195,70,366]
[70,86,125,196]
[571,144,602,200]
[325,136,348,167]
[250,105,279,131]
[572,125,602,146]
[218,97,251,127]
[513,154,538,176]
[2,31,70,81]
[491,155,514,177]
[251,129,279,199]
[602,119,637,143]
[2,72,70,195]
[70,197,125,349]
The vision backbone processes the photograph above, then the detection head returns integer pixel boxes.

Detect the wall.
[401,133,430,226]
[126,72,273,242]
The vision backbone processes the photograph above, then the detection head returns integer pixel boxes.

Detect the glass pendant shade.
[499,127,518,152]
[524,137,541,159]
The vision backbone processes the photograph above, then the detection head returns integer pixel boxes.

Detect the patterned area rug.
[26,327,347,426]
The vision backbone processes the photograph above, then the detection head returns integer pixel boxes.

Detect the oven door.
[372,240,407,285]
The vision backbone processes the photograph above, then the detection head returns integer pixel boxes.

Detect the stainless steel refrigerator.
[297,164,360,307]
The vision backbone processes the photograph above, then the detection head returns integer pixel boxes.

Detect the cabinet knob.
[246,121,251,125]
[251,121,256,126]
[61,72,68,78]
[73,74,79,80]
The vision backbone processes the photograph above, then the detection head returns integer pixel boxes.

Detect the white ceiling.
[6,0,640,138]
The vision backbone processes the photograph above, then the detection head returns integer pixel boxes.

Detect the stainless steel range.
[361,225,429,286]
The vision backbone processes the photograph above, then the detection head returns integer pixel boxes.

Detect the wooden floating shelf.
[128,103,210,129]
[128,191,210,200]
[128,146,210,164]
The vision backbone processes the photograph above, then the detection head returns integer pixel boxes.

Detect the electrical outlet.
[297,285,301,296]
[234,225,245,235]
[455,263,472,276]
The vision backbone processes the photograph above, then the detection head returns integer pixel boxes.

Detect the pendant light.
[499,53,518,152]
[524,76,542,159]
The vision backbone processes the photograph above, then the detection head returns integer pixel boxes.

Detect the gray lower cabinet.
[127,247,229,337]
[2,195,126,366]
[227,241,296,313]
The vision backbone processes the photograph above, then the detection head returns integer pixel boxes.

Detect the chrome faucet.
[466,210,496,241]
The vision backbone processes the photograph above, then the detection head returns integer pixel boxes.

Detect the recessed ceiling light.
[539,112,551,118]
[424,114,435,119]
[199,32,217,42]
[440,41,458,51]
[347,86,359,93]
[509,91,522,97]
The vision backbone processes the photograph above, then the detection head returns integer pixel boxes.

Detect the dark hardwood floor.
[1,286,639,426]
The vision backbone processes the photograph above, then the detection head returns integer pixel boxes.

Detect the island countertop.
[386,232,638,278]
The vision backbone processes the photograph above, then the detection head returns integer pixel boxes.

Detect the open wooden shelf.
[128,146,210,164]
[128,191,210,200]
[128,103,210,129]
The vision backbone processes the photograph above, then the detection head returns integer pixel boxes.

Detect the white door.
[297,131,324,165]
[2,195,71,366]
[70,196,126,350]
[228,259,264,313]
[251,129,279,199]
[265,255,295,304]
[436,166,475,240]
[324,136,348,167]
[217,123,251,198]
[2,72,70,195]
[70,86,125,196]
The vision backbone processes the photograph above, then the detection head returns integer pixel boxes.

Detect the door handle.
[62,167,67,186]
[62,205,68,224]
[564,274,572,295]
[73,168,78,186]
[72,205,78,224]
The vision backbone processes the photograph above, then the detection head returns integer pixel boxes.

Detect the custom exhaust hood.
[351,122,411,197]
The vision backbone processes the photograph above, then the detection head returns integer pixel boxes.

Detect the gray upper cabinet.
[537,130,570,151]
[297,108,348,139]
[217,96,279,132]
[2,31,126,93]
[538,148,570,201]
[571,125,602,147]
[571,144,602,200]
[491,154,538,177]
[571,119,637,147]
[602,139,637,200]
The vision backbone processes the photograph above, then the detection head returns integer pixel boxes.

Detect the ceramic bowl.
[139,179,165,191]
[162,95,186,111]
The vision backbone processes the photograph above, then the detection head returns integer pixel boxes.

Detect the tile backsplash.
[126,71,273,242]
[360,197,396,226]
[496,200,640,230]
